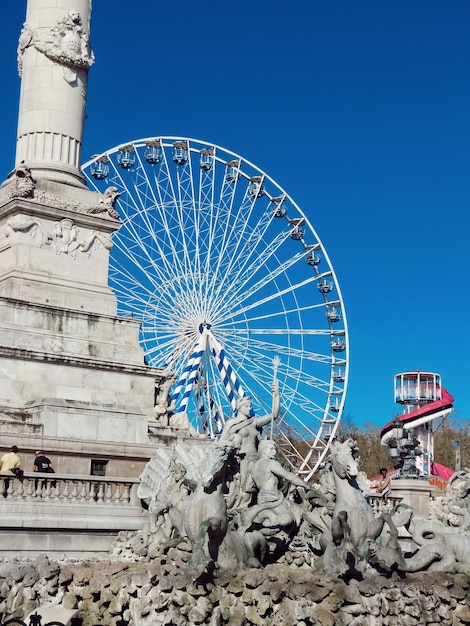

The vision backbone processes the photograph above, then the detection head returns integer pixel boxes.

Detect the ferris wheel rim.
[82,135,350,479]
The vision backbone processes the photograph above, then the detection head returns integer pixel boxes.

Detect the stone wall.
[1,553,469,626]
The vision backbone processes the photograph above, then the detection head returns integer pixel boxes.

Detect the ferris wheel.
[82,137,349,480]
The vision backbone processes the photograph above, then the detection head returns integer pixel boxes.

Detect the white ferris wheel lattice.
[82,137,349,480]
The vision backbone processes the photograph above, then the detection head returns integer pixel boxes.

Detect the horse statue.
[181,440,266,570]
[327,438,400,566]
[181,441,232,567]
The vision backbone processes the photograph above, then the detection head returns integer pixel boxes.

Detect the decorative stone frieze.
[1,184,120,222]
[5,214,112,257]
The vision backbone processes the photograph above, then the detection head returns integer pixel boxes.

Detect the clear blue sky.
[2,1,469,428]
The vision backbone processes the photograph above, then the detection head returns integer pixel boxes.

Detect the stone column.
[15,0,94,187]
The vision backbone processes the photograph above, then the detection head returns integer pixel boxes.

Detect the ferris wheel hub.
[199,322,212,334]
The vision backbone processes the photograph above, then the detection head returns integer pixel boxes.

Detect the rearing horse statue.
[182,441,232,567]
[329,438,398,561]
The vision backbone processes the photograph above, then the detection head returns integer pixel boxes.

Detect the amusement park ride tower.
[381,371,454,477]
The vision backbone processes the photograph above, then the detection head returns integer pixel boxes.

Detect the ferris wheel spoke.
[150,147,196,285]
[206,177,261,296]
[212,198,274,290]
[199,162,219,308]
[221,273,325,322]
[202,173,247,307]
[110,255,180,317]
[234,328,330,336]
[111,239,168,288]
[225,336,334,365]
[214,258,308,324]
[174,154,201,284]
[228,305,329,326]
[224,338,335,404]
[112,209,182,290]
[210,233,303,319]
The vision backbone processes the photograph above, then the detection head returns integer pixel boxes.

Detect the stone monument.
[0,0,167,475]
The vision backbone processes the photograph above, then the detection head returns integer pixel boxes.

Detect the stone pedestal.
[391,477,436,518]
[0,186,162,450]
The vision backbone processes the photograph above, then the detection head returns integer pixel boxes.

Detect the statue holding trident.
[220,356,281,507]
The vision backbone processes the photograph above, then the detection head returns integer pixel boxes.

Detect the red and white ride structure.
[381,371,454,477]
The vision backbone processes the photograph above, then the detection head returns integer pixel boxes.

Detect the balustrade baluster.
[62,479,70,502]
[95,482,104,503]
[15,478,25,500]
[91,481,99,503]
[43,480,51,500]
[24,477,34,501]
[51,478,60,501]
[114,483,122,503]
[70,480,79,502]
[80,481,88,503]
[122,483,130,504]
[35,480,44,500]
[6,479,14,499]
[105,482,113,504]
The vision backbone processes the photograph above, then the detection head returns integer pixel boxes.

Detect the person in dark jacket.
[33,451,55,490]
[33,451,54,473]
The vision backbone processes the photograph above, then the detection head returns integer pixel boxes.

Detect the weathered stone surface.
[225,577,244,596]
[310,605,336,626]
[243,569,268,589]
[0,557,468,626]
[245,605,264,626]
[454,602,470,622]
[267,581,285,603]
[334,579,362,604]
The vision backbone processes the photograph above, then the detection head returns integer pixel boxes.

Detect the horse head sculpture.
[329,438,359,481]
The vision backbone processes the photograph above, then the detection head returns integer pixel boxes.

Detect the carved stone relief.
[87,187,121,220]
[1,180,120,221]
[9,164,36,199]
[18,9,95,82]
[5,215,112,257]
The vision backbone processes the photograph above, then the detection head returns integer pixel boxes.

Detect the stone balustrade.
[369,493,403,514]
[0,471,139,506]
[0,472,144,557]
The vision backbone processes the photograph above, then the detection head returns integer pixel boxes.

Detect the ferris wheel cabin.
[381,371,454,477]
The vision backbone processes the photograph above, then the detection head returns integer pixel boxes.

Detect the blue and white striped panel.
[171,331,208,408]
[208,333,245,410]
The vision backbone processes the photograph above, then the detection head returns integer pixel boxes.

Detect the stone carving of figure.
[146,460,192,549]
[89,187,120,220]
[243,439,308,537]
[219,358,281,507]
[17,25,33,76]
[153,370,177,426]
[10,164,36,198]
[50,219,80,254]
